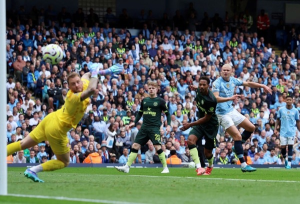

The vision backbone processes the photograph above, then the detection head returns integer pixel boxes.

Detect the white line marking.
[62,173,299,184]
[6,194,145,204]
[126,175,300,183]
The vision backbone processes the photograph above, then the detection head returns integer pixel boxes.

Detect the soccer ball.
[188,162,195,168]
[42,44,63,65]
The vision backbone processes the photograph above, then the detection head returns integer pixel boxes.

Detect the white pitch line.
[126,174,300,183]
[54,173,300,184]
[7,194,145,204]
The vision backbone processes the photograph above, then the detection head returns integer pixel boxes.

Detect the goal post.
[0,0,8,196]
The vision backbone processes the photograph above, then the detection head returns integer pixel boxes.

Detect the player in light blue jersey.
[212,64,272,172]
[275,95,300,169]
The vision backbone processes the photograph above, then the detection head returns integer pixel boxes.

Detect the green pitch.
[1,167,300,204]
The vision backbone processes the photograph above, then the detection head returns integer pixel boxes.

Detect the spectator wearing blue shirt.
[27,65,40,90]
[265,148,278,164]
[261,143,271,157]
[119,148,129,164]
[271,73,279,87]
[256,151,267,164]
[37,144,48,162]
[22,34,33,51]
[248,146,256,159]
[274,95,286,111]
[257,130,267,148]
[177,79,189,97]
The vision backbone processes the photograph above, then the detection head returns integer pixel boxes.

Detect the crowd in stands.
[5,4,300,166]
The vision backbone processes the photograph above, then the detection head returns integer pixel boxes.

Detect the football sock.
[7,141,21,156]
[281,147,287,159]
[207,155,214,167]
[41,160,65,171]
[241,131,252,144]
[189,145,201,168]
[30,165,43,173]
[126,148,138,167]
[157,149,167,168]
[234,141,246,167]
[288,145,293,166]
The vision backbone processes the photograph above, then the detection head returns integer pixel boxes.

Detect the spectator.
[166,146,182,164]
[13,150,26,163]
[26,150,39,163]
[145,143,156,164]
[119,148,129,164]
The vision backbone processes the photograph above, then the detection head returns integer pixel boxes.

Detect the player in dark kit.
[180,76,218,175]
[116,81,171,173]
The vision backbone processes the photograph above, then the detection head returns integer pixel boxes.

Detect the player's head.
[286,95,293,106]
[199,76,210,94]
[147,81,158,97]
[67,72,83,93]
[221,64,233,80]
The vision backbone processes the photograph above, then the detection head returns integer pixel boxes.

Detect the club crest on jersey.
[226,84,230,88]
[201,100,204,105]
[144,102,146,104]
[287,111,290,114]
[153,102,158,106]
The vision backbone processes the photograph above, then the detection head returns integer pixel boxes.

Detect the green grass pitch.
[1,167,300,204]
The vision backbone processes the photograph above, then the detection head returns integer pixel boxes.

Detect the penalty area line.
[6,194,145,204]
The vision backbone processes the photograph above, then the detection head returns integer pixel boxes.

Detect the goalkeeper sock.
[157,149,167,168]
[188,145,201,168]
[7,141,21,156]
[41,160,65,171]
[126,148,138,167]
[30,165,43,173]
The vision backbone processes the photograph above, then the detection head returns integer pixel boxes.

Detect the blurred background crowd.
[5,3,300,166]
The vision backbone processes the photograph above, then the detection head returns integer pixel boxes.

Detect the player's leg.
[280,136,288,167]
[154,144,169,173]
[203,131,217,175]
[116,129,147,173]
[232,109,255,144]
[196,140,206,168]
[287,137,294,168]
[7,134,37,156]
[220,111,256,172]
[187,127,205,175]
[150,129,168,173]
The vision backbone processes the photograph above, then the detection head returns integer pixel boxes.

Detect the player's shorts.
[189,125,218,150]
[30,112,72,155]
[134,126,161,146]
[280,136,295,146]
[217,109,245,130]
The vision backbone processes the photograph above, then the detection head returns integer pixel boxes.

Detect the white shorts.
[280,136,295,146]
[217,109,246,130]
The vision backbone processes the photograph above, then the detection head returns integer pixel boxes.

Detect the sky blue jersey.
[212,76,243,115]
[277,107,299,137]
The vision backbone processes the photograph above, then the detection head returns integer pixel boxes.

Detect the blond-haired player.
[7,64,123,182]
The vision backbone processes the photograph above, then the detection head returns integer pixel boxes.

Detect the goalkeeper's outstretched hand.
[110,64,124,75]
[89,63,100,78]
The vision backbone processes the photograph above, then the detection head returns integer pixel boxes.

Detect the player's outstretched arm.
[80,64,99,101]
[98,64,124,76]
[213,92,241,103]
[180,114,212,131]
[243,81,272,94]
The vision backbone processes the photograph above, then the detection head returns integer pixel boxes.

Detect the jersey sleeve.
[206,100,217,115]
[139,99,144,112]
[232,77,243,86]
[160,98,168,113]
[212,80,220,93]
[82,78,90,91]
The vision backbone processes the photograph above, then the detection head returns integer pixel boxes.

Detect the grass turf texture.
[1,167,300,204]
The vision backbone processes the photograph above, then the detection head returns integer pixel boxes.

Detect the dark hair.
[199,76,210,84]
[286,95,293,99]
